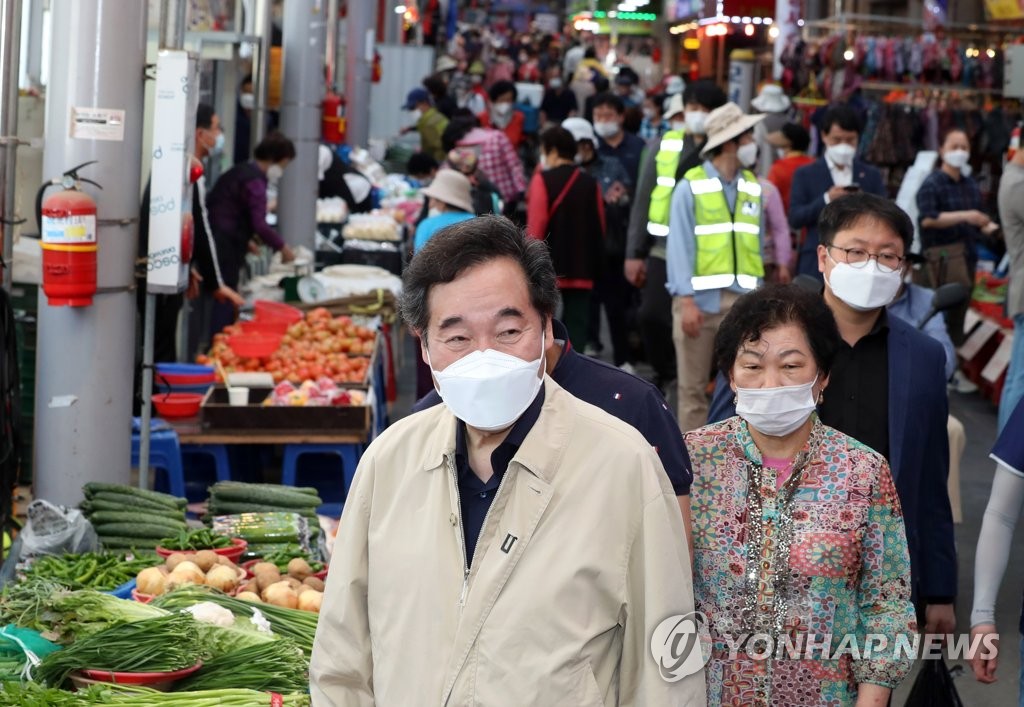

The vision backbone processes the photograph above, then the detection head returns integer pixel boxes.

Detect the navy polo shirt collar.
[455,385,546,486]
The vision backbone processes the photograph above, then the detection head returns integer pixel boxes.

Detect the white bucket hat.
[750,84,791,113]
[699,103,766,157]
[420,168,474,213]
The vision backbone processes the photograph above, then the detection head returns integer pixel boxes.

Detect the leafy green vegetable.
[173,638,307,692]
[35,613,202,687]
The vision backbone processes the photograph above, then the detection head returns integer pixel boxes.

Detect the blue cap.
[403,88,431,110]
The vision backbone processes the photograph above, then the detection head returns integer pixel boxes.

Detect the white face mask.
[239,92,255,110]
[429,332,546,432]
[493,102,513,117]
[736,375,819,437]
[737,142,759,168]
[684,110,708,135]
[826,143,856,168]
[539,153,549,170]
[409,109,423,123]
[943,149,970,171]
[825,253,903,311]
[670,119,687,133]
[593,121,620,139]
[642,107,656,120]
[266,164,284,182]
[549,78,563,90]
[428,207,443,218]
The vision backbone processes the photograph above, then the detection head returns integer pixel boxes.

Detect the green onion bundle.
[173,638,307,693]
[151,586,319,657]
[34,613,201,687]
[0,682,311,706]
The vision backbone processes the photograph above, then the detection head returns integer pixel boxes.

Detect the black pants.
[587,254,636,366]
[639,256,676,383]
[560,289,592,352]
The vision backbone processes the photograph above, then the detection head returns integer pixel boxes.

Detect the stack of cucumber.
[207,482,322,558]
[205,482,322,520]
[79,483,188,550]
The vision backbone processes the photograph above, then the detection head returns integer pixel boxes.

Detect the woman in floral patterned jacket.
[684,284,917,707]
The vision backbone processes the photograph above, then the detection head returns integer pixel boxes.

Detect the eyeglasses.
[827,245,904,273]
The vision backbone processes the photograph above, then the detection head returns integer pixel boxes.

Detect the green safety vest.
[685,165,764,291]
[646,130,686,237]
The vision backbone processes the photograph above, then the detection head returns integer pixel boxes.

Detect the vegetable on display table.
[79,484,187,552]
[23,553,157,592]
[198,308,377,386]
[0,683,311,705]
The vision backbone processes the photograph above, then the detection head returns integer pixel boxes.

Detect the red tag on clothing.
[270,693,284,707]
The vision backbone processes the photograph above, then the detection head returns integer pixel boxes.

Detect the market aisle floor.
[391,333,1019,704]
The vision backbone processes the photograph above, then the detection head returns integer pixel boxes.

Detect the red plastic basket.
[240,319,291,336]
[227,333,282,359]
[155,537,248,563]
[152,393,203,419]
[254,300,304,324]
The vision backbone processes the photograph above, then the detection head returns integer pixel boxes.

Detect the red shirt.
[767,154,815,213]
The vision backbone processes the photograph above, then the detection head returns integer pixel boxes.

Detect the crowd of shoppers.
[304,26,1024,707]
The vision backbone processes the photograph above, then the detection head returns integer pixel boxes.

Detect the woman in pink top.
[685,284,916,706]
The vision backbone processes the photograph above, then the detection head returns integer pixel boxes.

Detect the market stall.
[0,481,334,704]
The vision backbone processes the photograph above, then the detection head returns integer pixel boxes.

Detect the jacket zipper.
[447,455,471,610]
[449,453,514,611]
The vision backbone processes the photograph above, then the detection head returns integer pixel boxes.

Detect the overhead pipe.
[0,0,21,291]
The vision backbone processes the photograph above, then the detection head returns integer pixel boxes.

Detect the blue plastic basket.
[107,578,136,599]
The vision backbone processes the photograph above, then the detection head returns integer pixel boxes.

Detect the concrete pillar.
[344,0,372,149]
[34,0,147,505]
[0,0,22,292]
[277,0,325,252]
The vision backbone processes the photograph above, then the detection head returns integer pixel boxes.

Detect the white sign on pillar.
[147,49,198,294]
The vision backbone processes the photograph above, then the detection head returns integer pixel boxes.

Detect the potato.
[283,576,302,590]
[193,550,219,573]
[165,553,190,571]
[237,591,262,603]
[255,571,281,593]
[216,555,236,567]
[287,558,313,580]
[173,560,204,578]
[238,581,259,595]
[297,590,322,613]
[252,562,279,576]
[302,576,325,592]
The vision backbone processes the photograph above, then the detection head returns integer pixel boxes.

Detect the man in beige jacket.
[310,216,706,706]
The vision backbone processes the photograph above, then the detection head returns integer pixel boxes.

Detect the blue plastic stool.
[281,443,362,518]
[130,423,186,499]
[181,444,231,482]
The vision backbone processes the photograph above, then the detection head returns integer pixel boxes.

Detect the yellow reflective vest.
[684,165,764,291]
[646,130,686,237]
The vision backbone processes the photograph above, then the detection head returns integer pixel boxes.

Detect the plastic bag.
[19,500,97,558]
[903,657,964,707]
[0,625,61,680]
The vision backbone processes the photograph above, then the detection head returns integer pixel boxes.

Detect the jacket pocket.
[574,662,605,707]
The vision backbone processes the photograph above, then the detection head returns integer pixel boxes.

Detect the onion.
[264,583,299,609]
[205,564,240,593]
[136,567,168,596]
[168,563,205,587]
[297,590,322,613]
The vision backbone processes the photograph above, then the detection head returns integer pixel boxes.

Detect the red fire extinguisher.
[322,91,346,144]
[35,161,101,307]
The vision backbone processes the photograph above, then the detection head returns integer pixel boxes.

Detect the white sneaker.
[948,372,979,394]
[619,362,637,376]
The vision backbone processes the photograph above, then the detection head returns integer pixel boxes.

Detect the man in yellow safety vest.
[666,102,766,431]
[624,79,727,392]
